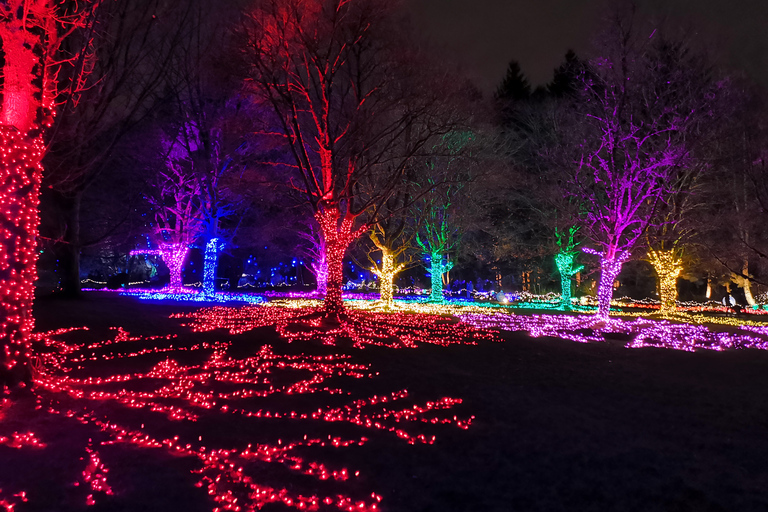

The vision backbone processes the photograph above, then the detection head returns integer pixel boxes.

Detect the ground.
[0,293,767,511]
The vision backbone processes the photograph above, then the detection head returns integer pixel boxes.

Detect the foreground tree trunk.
[0,129,43,387]
[648,248,683,315]
[316,208,362,316]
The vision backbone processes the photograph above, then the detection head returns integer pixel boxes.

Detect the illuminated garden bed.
[3,293,768,511]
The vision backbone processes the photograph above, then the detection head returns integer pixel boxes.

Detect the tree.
[414,131,479,302]
[1,0,101,388]
[240,0,462,315]
[554,226,584,310]
[41,0,198,297]
[558,11,720,320]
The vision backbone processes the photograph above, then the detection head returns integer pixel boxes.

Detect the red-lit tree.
[240,0,461,315]
[1,0,100,388]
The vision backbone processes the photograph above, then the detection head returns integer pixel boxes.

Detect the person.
[466,279,473,299]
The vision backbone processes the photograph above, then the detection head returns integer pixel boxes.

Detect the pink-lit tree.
[297,221,328,295]
[0,0,101,388]
[241,0,461,315]
[565,14,720,320]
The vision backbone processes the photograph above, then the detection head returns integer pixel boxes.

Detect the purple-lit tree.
[140,1,248,295]
[240,0,462,315]
[42,0,201,297]
[297,221,327,295]
[563,14,720,320]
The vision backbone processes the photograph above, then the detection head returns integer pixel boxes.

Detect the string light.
[130,244,190,290]
[459,311,768,351]
[203,238,225,296]
[77,442,114,506]
[647,249,683,315]
[176,304,498,349]
[583,248,630,320]
[428,252,453,303]
[314,208,367,314]
[120,288,264,304]
[0,128,45,387]
[370,249,404,308]
[20,310,484,511]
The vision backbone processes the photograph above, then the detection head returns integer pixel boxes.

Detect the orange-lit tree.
[0,0,100,388]
[241,0,460,315]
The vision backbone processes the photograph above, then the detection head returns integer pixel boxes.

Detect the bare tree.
[240,0,462,315]
[560,9,721,320]
[42,0,214,297]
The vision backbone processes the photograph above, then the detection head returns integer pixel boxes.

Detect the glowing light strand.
[647,248,683,315]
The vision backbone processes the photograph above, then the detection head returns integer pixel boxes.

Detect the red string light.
[18,312,486,511]
[0,128,45,386]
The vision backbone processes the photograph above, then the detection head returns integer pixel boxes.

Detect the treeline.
[37,0,768,312]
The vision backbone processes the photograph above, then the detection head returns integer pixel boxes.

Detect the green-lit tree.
[554,226,584,310]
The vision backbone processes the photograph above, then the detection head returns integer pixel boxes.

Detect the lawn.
[1,293,767,512]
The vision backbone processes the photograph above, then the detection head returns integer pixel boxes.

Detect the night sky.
[406,0,768,93]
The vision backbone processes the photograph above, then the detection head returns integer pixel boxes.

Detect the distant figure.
[466,280,473,299]
[723,294,740,314]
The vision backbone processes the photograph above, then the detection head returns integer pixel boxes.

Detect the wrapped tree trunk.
[373,250,396,307]
[428,252,453,303]
[0,130,44,386]
[589,247,629,321]
[312,254,328,296]
[316,207,361,315]
[203,238,224,295]
[647,248,683,315]
[555,251,584,311]
[162,244,190,290]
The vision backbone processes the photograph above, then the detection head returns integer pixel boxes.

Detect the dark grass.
[0,292,766,511]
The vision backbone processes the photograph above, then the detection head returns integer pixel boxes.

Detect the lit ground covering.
[2,294,768,511]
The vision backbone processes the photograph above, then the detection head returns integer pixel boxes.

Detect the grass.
[0,292,766,511]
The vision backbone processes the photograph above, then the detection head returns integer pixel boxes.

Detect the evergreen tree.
[495,61,532,102]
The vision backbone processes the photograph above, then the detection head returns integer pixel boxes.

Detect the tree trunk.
[555,252,575,310]
[203,238,222,296]
[560,272,572,310]
[648,249,682,316]
[0,130,43,388]
[163,244,189,290]
[316,207,358,315]
[375,250,396,308]
[429,252,451,303]
[742,259,756,306]
[57,192,82,297]
[312,256,328,296]
[596,254,624,320]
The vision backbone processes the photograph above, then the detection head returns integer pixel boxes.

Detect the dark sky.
[406,0,768,93]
